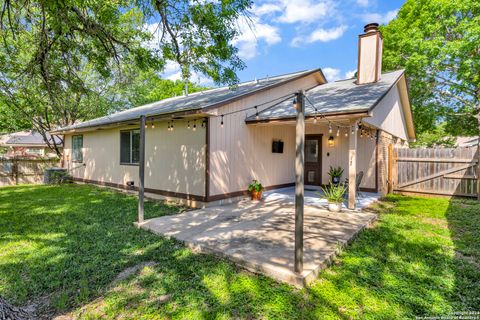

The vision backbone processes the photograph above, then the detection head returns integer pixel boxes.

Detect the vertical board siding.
[209,75,319,196]
[393,147,478,197]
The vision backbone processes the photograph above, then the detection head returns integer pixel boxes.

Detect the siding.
[364,83,409,141]
[208,74,320,196]
[64,120,206,197]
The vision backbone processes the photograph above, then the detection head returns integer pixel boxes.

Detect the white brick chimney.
[357,23,383,84]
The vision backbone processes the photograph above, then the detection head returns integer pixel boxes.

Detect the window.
[120,130,140,165]
[72,135,83,162]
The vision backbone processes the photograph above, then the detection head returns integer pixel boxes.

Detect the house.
[0,130,62,159]
[52,23,416,208]
[455,136,479,148]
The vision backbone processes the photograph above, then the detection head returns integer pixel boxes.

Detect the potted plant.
[321,184,347,212]
[327,166,344,185]
[248,180,264,201]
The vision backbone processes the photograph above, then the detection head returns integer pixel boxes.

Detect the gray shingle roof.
[0,131,63,146]
[245,70,405,122]
[53,69,322,133]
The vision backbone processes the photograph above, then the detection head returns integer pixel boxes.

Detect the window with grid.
[72,135,83,162]
[120,130,140,165]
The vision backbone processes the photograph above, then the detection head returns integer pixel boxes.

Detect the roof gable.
[245,70,405,122]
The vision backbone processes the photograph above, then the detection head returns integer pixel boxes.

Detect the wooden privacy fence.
[0,158,59,186]
[391,146,479,197]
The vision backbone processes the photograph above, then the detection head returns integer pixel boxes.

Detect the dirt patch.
[420,217,449,229]
[111,261,157,286]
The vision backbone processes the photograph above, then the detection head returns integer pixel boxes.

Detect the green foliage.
[321,184,347,203]
[411,122,456,148]
[0,185,478,318]
[327,166,344,182]
[0,0,251,149]
[115,69,209,109]
[247,179,263,193]
[381,0,480,137]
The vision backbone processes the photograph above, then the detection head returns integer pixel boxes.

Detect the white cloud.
[322,67,341,82]
[233,16,281,60]
[252,3,282,16]
[345,69,356,79]
[356,0,369,7]
[361,9,399,24]
[277,0,334,24]
[291,25,347,46]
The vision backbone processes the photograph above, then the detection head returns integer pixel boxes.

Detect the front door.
[304,135,322,185]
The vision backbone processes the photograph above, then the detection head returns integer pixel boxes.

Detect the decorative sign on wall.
[272,140,284,153]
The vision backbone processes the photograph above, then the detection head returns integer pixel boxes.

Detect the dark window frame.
[72,135,83,163]
[120,129,140,166]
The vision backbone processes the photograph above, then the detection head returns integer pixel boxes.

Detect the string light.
[193,120,197,131]
[220,115,224,128]
[187,121,190,129]
[345,130,348,137]
[255,106,259,120]
[151,120,155,129]
[336,127,340,137]
[292,96,297,108]
[314,115,317,124]
[329,123,332,134]
[351,126,355,135]
[171,120,174,131]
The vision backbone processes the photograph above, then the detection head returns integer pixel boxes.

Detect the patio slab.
[138,188,378,287]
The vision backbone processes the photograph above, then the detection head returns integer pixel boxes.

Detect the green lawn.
[0,185,478,319]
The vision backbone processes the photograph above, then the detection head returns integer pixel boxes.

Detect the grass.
[0,184,478,319]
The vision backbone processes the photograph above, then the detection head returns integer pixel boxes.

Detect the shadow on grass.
[0,185,478,319]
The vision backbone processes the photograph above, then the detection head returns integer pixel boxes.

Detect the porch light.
[328,136,334,147]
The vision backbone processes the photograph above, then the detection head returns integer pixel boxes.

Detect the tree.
[0,0,251,154]
[381,0,480,143]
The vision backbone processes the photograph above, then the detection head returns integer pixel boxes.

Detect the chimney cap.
[364,23,379,33]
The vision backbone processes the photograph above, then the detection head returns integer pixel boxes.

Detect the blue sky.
[162,0,405,84]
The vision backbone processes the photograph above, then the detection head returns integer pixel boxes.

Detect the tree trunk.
[0,296,33,320]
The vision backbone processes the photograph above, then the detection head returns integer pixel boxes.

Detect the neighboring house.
[52,23,416,207]
[0,131,62,159]
[455,136,479,148]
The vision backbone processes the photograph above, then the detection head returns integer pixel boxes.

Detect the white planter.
[328,202,342,212]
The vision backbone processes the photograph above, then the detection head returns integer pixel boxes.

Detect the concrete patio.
[138,187,379,287]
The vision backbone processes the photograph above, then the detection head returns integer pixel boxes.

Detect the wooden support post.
[294,90,305,273]
[138,115,146,224]
[388,143,393,194]
[348,120,358,209]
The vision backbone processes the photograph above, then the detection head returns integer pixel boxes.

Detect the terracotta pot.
[328,202,342,212]
[251,190,263,201]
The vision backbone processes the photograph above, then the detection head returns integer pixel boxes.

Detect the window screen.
[72,135,83,162]
[120,130,140,164]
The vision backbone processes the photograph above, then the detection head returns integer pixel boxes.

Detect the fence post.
[12,158,19,185]
[388,144,393,194]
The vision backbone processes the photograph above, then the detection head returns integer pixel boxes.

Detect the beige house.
[52,23,415,208]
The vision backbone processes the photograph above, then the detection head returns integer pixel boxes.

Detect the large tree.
[0,0,251,154]
[381,0,480,144]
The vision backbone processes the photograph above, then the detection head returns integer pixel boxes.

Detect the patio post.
[294,90,305,273]
[138,115,146,223]
[348,119,358,209]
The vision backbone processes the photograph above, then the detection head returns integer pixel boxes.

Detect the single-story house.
[455,136,479,148]
[0,130,62,159]
[52,23,415,208]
